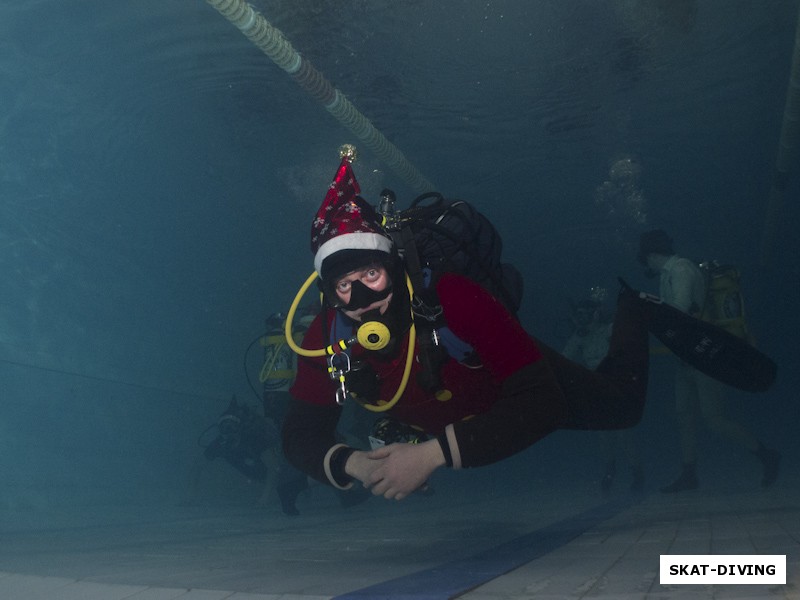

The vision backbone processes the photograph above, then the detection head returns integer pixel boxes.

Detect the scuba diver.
[562,292,644,493]
[203,395,273,483]
[638,229,781,492]
[197,395,282,507]
[280,149,655,501]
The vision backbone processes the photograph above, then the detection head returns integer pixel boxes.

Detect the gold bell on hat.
[339,144,358,163]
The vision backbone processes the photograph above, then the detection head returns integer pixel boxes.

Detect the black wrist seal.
[329,446,356,487]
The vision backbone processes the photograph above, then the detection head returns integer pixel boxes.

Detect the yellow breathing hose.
[283,271,417,412]
[284,272,328,359]
[363,324,415,412]
[205,0,435,194]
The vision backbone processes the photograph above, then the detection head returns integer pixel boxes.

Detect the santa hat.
[311,154,393,282]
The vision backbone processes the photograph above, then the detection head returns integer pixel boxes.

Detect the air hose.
[283,271,416,412]
[205,0,435,194]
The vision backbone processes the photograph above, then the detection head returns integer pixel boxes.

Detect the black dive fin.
[619,278,777,393]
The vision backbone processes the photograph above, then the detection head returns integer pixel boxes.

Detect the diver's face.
[643,253,665,278]
[334,264,393,321]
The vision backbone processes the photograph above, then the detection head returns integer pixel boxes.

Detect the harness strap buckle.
[327,352,352,406]
[411,295,443,323]
[335,379,348,406]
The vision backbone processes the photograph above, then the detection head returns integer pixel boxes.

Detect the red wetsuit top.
[285,273,572,484]
[291,273,541,432]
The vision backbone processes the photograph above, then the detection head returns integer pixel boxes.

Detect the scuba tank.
[698,261,750,341]
[260,313,298,392]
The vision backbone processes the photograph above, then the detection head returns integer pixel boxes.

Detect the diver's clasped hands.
[345,439,446,501]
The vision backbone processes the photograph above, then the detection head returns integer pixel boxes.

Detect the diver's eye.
[336,279,352,294]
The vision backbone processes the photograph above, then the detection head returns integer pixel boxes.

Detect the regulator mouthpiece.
[356,318,392,351]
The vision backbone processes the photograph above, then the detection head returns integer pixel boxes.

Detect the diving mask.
[337,278,393,311]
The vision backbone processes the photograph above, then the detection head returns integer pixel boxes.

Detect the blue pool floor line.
[333,495,640,600]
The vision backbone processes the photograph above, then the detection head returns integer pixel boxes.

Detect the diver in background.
[562,292,644,493]
[638,229,781,492]
[203,395,277,490]
[189,394,285,509]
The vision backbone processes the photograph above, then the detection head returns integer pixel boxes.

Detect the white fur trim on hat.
[313,231,393,275]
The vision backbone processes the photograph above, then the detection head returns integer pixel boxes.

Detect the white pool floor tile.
[1,478,797,600]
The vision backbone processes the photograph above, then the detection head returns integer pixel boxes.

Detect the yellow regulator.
[356,320,392,351]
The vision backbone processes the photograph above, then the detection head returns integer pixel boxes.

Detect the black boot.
[661,463,698,493]
[600,460,616,493]
[755,443,781,488]
[277,477,308,516]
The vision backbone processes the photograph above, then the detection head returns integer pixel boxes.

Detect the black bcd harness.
[376,189,524,392]
[380,190,522,315]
